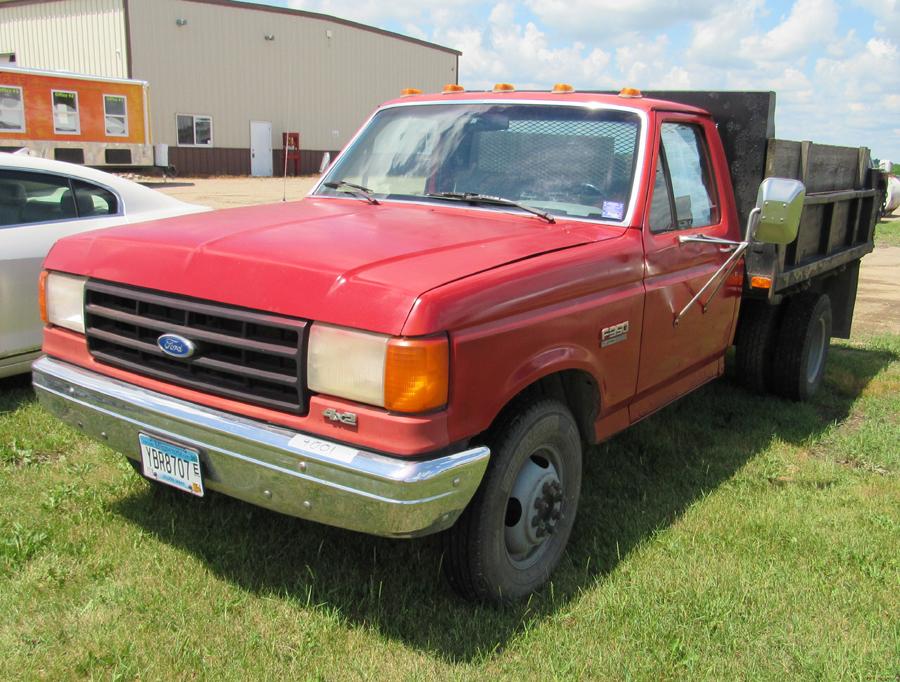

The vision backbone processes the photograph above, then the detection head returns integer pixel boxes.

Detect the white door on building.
[250,120,273,176]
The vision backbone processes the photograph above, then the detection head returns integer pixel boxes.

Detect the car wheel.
[443,399,582,602]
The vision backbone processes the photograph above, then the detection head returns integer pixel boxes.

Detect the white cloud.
[738,0,839,62]
[855,0,900,37]
[687,1,763,66]
[525,0,728,38]
[435,3,614,90]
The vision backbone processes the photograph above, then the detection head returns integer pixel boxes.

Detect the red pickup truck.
[33,87,882,602]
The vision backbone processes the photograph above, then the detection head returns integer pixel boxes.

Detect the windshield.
[316,103,642,222]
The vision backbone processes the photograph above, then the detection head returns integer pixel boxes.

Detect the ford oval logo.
[157,333,196,359]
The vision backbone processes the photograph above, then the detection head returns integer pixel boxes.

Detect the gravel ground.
[149,176,899,339]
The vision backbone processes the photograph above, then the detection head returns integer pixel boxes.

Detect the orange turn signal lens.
[442,84,465,93]
[38,270,49,324]
[551,83,574,93]
[750,275,773,289]
[401,88,422,96]
[384,336,449,413]
[493,82,515,92]
[618,87,642,98]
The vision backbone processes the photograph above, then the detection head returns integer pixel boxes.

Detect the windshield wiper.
[424,192,555,223]
[323,180,380,205]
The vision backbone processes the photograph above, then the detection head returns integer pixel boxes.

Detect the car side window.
[0,170,118,226]
[649,122,719,232]
[72,180,119,217]
[0,169,75,227]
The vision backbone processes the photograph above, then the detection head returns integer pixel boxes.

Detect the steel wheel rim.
[504,446,564,569]
[807,316,827,383]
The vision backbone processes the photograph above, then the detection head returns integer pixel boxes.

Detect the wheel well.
[485,370,600,449]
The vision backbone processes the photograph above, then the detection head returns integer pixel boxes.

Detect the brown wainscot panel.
[167,147,340,176]
[273,149,341,176]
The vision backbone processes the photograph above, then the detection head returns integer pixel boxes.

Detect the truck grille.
[84,281,307,413]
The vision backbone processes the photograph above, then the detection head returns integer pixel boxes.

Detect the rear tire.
[771,293,832,401]
[734,300,780,393]
[442,399,582,603]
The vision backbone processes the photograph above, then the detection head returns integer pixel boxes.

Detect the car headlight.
[307,323,449,413]
[39,271,87,334]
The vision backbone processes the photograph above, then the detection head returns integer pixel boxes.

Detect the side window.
[104,95,128,136]
[52,90,80,134]
[0,85,25,132]
[650,123,719,232]
[649,154,673,231]
[72,180,119,217]
[176,114,213,146]
[0,170,76,226]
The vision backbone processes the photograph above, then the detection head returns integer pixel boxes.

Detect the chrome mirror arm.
[673,242,749,326]
[673,208,761,327]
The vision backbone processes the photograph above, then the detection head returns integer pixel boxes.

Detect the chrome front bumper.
[32,356,490,538]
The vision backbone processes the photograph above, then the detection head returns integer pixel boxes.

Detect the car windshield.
[315,103,642,222]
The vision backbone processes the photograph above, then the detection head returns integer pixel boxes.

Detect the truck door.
[632,114,741,420]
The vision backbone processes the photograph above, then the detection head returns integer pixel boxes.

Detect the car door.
[0,169,122,363]
[631,113,741,420]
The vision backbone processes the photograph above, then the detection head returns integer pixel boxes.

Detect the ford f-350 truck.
[33,87,882,602]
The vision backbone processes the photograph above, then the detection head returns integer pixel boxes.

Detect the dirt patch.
[147,175,321,210]
[854,242,900,338]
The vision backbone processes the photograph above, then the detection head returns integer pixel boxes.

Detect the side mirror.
[752,177,805,244]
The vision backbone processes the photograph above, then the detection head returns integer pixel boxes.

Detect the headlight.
[307,323,449,413]
[39,271,86,334]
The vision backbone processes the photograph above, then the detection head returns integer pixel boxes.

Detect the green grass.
[876,217,900,247]
[1,336,898,680]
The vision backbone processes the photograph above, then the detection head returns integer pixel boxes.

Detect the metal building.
[0,0,460,174]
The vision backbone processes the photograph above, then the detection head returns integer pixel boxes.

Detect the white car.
[0,152,208,378]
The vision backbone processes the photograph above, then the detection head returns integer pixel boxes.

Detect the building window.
[176,114,213,146]
[104,94,128,136]
[52,90,80,134]
[0,85,25,132]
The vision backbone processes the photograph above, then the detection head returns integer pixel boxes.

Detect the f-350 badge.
[601,321,629,347]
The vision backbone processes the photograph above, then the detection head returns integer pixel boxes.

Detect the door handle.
[719,244,737,252]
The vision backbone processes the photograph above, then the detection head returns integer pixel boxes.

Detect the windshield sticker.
[601,201,625,220]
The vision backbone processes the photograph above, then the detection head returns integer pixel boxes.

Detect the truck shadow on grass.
[112,342,896,663]
[0,374,35,414]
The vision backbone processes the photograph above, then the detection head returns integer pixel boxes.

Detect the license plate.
[138,433,204,497]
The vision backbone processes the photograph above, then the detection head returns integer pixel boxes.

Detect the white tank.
[886,175,900,215]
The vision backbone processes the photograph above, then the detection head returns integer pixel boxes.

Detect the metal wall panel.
[0,0,128,78]
[127,0,458,151]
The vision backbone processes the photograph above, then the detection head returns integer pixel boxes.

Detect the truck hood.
[45,198,619,334]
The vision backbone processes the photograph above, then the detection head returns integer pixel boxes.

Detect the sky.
[251,0,900,163]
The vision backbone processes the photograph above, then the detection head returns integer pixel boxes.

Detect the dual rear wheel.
[735,292,832,401]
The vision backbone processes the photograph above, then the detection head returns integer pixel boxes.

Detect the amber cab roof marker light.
[442,84,465,93]
[551,83,575,93]
[401,88,423,96]
[618,87,643,98]
[493,83,515,92]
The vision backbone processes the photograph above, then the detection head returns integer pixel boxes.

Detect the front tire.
[443,399,582,602]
